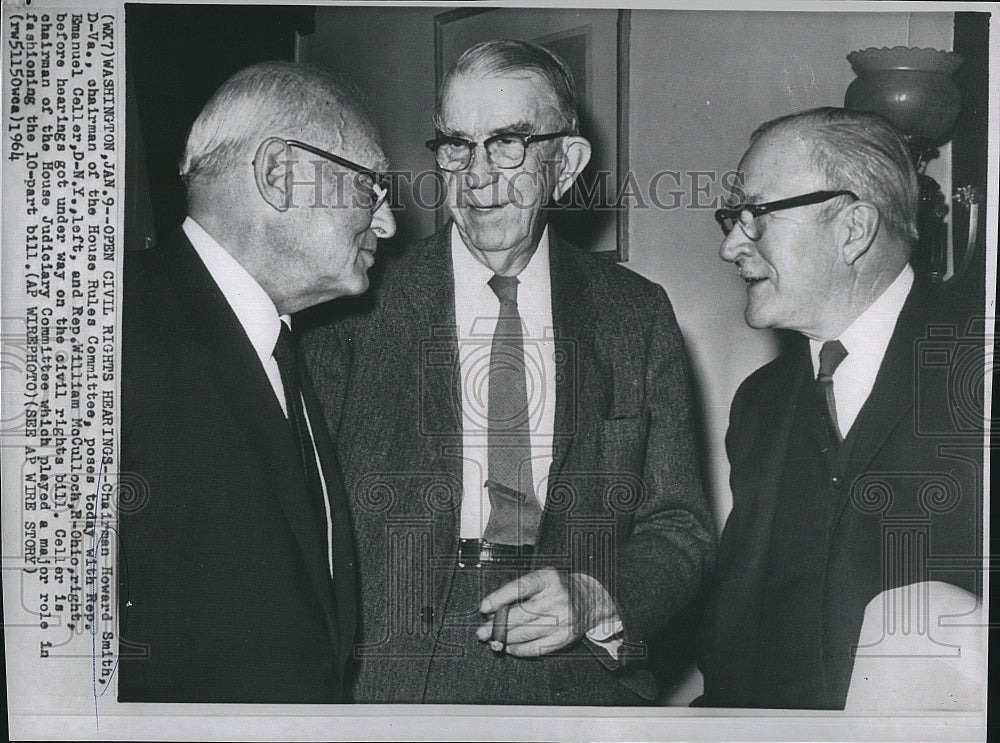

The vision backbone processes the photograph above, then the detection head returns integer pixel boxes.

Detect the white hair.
[435,39,580,135]
[179,61,373,189]
[752,107,919,245]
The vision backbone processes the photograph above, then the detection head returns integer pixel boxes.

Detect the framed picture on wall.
[434,7,631,261]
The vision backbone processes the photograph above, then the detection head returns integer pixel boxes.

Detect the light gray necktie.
[483,274,542,545]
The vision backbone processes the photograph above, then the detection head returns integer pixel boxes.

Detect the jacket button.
[420,606,434,625]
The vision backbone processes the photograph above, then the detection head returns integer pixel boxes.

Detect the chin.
[350,276,371,296]
[463,235,506,254]
[336,273,370,300]
[470,226,531,253]
[744,306,772,330]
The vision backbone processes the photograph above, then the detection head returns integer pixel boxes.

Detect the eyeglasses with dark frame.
[425,131,569,172]
[714,189,859,239]
[283,139,390,213]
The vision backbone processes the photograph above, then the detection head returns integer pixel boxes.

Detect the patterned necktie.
[273,322,328,541]
[483,274,542,546]
[816,339,849,446]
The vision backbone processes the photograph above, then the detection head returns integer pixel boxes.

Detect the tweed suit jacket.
[698,279,982,709]
[118,232,358,703]
[304,223,716,704]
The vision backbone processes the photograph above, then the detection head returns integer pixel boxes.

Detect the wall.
[299,6,954,704]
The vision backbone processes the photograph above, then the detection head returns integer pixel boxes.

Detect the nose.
[719,223,753,263]
[370,200,396,239]
[463,143,496,190]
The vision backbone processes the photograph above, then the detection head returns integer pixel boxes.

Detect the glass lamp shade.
[845,46,963,146]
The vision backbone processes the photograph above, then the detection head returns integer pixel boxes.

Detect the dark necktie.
[483,275,542,546]
[273,322,329,546]
[815,339,849,446]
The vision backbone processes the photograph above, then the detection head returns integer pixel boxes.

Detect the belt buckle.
[457,538,483,568]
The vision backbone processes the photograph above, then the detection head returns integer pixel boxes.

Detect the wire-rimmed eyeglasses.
[425,131,568,172]
[284,139,390,213]
[715,190,858,239]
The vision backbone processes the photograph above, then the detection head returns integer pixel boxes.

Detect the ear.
[254,137,293,212]
[552,136,592,201]
[840,200,880,266]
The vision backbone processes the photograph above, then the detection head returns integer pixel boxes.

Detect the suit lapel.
[397,225,463,581]
[841,284,923,479]
[161,234,341,648]
[548,235,601,478]
[534,236,605,559]
[829,284,924,532]
[300,364,357,670]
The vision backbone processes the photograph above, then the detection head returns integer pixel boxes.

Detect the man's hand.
[476,568,617,657]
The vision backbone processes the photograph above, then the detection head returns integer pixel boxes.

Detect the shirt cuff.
[574,572,624,659]
[586,618,625,658]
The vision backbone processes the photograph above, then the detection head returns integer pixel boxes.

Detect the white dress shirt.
[183,217,334,576]
[809,264,915,438]
[451,224,623,651]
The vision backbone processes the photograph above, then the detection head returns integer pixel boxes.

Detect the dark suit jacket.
[118,231,358,703]
[303,224,716,704]
[699,279,982,709]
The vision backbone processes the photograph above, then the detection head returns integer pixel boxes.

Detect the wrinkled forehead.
[308,109,388,171]
[346,132,389,172]
[439,71,563,133]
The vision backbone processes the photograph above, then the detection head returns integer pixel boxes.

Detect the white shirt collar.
[183,217,288,366]
[450,223,551,330]
[808,264,915,435]
[810,264,914,369]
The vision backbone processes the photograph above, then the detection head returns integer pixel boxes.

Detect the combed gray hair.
[751,107,919,245]
[179,61,373,188]
[434,39,580,135]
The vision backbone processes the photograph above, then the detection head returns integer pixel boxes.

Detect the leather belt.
[457,538,534,568]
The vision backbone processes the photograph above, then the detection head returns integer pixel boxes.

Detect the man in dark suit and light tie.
[304,39,715,705]
[118,61,395,702]
[699,107,982,709]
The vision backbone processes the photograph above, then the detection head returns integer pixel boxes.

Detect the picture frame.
[434,7,631,261]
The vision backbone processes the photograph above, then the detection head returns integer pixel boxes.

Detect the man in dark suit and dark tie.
[118,61,396,702]
[698,107,982,709]
[304,39,715,705]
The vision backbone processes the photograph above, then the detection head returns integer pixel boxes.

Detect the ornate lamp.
[845,46,974,283]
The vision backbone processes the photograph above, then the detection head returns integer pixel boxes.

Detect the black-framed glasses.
[425,131,569,171]
[715,189,858,238]
[284,139,390,212]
